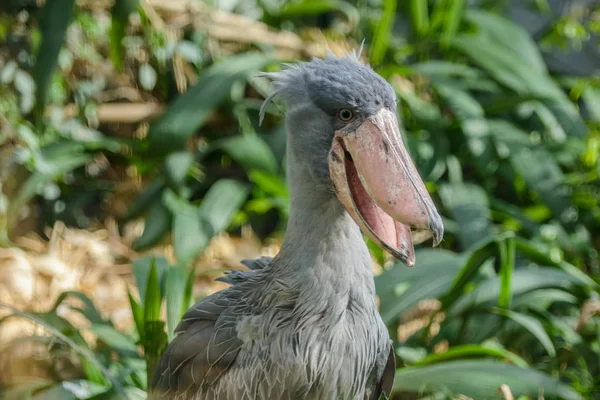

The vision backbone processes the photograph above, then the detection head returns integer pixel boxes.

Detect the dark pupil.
[341,110,351,120]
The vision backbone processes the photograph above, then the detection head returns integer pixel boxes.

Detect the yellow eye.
[337,108,355,122]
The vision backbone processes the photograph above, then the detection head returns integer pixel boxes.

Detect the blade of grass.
[413,344,529,368]
[165,265,186,341]
[410,0,429,37]
[370,0,397,65]
[109,0,139,71]
[498,235,516,309]
[32,0,76,120]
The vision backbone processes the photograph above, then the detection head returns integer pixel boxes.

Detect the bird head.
[259,50,443,266]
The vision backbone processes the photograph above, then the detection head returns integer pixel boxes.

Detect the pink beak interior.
[329,108,443,266]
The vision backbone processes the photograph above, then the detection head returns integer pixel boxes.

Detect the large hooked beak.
[329,108,443,267]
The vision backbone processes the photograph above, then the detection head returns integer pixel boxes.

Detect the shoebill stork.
[150,50,443,400]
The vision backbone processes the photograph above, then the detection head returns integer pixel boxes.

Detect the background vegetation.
[0,0,599,399]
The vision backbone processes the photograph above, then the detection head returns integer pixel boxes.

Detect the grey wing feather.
[150,286,247,399]
[370,344,396,400]
[216,256,273,285]
[241,256,273,270]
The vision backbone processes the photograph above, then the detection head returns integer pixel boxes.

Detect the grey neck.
[273,149,374,288]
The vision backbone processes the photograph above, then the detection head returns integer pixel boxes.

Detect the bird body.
[150,50,442,400]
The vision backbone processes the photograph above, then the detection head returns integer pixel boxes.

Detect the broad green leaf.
[33,0,76,117]
[464,9,546,73]
[451,17,564,103]
[376,249,465,324]
[449,267,584,317]
[438,183,492,249]
[440,235,499,309]
[413,61,483,80]
[133,199,172,250]
[413,344,528,368]
[148,53,272,151]
[248,170,289,198]
[172,203,210,265]
[511,147,571,218]
[200,179,250,233]
[164,151,194,188]
[212,134,278,174]
[88,324,138,354]
[394,360,580,399]
[165,265,187,341]
[493,308,556,357]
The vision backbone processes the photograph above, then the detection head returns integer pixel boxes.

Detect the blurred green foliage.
[1,0,599,399]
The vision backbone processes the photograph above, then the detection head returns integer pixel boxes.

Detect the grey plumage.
[150,52,397,400]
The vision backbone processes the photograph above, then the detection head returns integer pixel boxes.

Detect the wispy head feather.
[258,46,374,125]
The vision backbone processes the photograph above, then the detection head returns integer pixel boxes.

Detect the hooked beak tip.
[429,213,444,247]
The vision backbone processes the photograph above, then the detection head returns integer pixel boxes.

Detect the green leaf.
[172,202,210,265]
[248,170,289,198]
[144,259,163,324]
[200,179,250,233]
[394,360,580,399]
[410,0,429,36]
[148,53,272,151]
[510,147,571,218]
[370,0,397,65]
[464,9,547,73]
[133,199,172,250]
[109,0,139,71]
[413,344,529,368]
[88,324,138,354]
[132,255,169,306]
[165,265,187,341]
[32,0,76,118]
[497,235,515,309]
[164,151,194,188]
[376,249,465,324]
[440,235,498,309]
[274,0,343,17]
[438,183,492,249]
[581,86,600,122]
[493,308,556,357]
[514,238,598,288]
[128,289,145,343]
[449,267,584,317]
[212,134,278,174]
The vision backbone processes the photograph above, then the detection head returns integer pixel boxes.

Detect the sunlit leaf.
[394,360,580,399]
